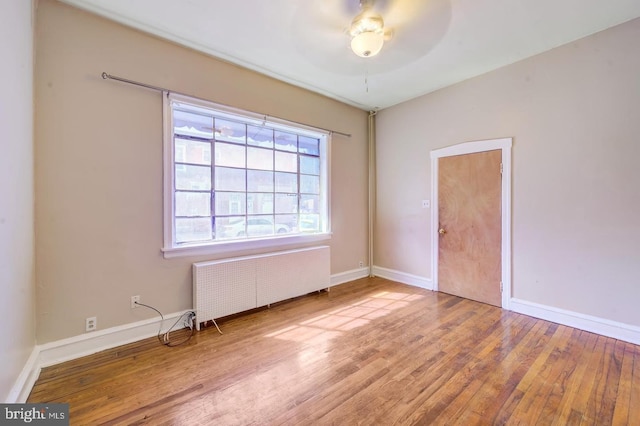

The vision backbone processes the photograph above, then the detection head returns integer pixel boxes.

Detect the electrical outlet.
[131,295,140,309]
[359,261,364,268]
[86,317,97,332]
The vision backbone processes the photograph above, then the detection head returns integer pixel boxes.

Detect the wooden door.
[438,149,502,306]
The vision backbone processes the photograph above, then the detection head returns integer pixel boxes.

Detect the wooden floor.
[29,277,640,425]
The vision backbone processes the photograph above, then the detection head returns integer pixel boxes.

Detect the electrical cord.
[135,301,196,347]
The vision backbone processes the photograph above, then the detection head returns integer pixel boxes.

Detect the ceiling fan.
[348,0,392,58]
[291,0,450,75]
[341,0,448,63]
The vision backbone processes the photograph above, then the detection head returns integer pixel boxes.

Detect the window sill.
[162,233,332,259]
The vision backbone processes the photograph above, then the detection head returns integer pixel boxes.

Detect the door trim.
[430,138,512,309]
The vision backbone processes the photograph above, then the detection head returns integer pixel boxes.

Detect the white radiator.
[193,246,330,330]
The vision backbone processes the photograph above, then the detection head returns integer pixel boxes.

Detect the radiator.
[193,246,330,330]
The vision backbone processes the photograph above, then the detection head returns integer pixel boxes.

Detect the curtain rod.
[101,72,352,138]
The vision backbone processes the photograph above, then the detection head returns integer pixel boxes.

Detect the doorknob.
[439,228,446,235]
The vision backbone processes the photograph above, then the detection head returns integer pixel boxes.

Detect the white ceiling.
[60,0,640,111]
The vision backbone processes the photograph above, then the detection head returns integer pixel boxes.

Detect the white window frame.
[162,92,331,258]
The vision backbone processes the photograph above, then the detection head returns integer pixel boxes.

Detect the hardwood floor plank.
[622,343,640,425]
[548,330,596,425]
[27,277,640,425]
[321,301,498,424]
[393,314,534,424]
[421,315,540,424]
[611,341,633,426]
[579,335,613,425]
[508,324,578,424]
[538,327,590,424]
[592,338,624,425]
[454,320,559,425]
[352,301,501,424]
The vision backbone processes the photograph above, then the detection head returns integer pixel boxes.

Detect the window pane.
[247,170,274,192]
[300,194,319,214]
[175,191,210,216]
[275,151,297,172]
[216,216,246,239]
[275,193,298,214]
[176,164,211,190]
[215,142,245,168]
[247,147,273,171]
[174,110,213,139]
[300,174,320,194]
[215,192,246,216]
[175,138,211,165]
[275,214,298,234]
[215,167,245,191]
[275,172,298,193]
[214,118,246,144]
[299,136,319,155]
[248,193,274,214]
[275,214,296,235]
[300,155,319,175]
[300,214,320,233]
[168,96,329,249]
[247,215,274,237]
[247,125,274,148]
[275,131,297,152]
[175,217,212,243]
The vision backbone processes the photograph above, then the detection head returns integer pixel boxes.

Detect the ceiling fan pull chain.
[365,68,369,93]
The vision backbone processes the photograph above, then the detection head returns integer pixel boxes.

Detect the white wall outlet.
[131,295,140,309]
[86,317,97,332]
[359,261,364,268]
[422,200,430,209]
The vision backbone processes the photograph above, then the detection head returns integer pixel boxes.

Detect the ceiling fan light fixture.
[351,31,384,58]
[349,7,385,58]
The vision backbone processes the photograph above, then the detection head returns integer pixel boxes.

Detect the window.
[162,93,330,257]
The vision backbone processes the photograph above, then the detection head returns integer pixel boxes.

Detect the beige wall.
[35,0,368,343]
[376,18,640,326]
[0,0,36,401]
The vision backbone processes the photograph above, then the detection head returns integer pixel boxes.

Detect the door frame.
[430,138,512,309]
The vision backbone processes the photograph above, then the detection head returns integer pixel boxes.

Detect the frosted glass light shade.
[351,31,384,58]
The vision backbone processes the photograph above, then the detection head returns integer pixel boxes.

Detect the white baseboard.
[12,269,370,400]
[6,346,41,403]
[8,311,189,403]
[9,267,369,402]
[330,267,370,286]
[371,266,433,290]
[12,284,640,402]
[38,311,187,368]
[510,298,640,345]
[33,269,368,372]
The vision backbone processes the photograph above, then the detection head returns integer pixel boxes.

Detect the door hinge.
[500,281,503,292]
[500,163,503,175]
